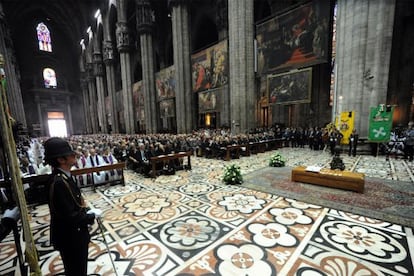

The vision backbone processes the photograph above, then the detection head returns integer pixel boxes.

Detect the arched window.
[36,22,52,52]
[43,68,57,88]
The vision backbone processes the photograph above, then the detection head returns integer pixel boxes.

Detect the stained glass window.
[36,23,52,52]
[43,68,57,88]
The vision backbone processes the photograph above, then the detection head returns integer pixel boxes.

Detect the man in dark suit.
[44,137,99,276]
[136,143,151,176]
[348,129,359,156]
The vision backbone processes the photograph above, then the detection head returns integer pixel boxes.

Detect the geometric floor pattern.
[1,148,413,275]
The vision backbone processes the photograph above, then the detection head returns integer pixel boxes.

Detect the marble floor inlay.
[1,148,413,275]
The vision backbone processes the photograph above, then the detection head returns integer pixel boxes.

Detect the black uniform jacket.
[48,169,94,250]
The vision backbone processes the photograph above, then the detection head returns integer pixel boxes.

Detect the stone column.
[228,0,255,134]
[80,78,91,133]
[216,0,228,40]
[65,96,73,135]
[116,22,135,134]
[0,3,26,126]
[137,0,158,134]
[93,52,108,133]
[170,0,193,133]
[103,40,119,133]
[335,0,395,137]
[34,95,44,136]
[86,63,98,133]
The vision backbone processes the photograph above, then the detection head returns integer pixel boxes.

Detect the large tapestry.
[192,40,228,93]
[132,81,144,122]
[132,81,143,107]
[256,0,331,74]
[268,68,312,105]
[155,66,176,100]
[160,99,175,118]
[198,89,219,113]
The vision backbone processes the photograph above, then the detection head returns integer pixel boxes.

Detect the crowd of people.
[2,124,414,185]
[1,123,414,275]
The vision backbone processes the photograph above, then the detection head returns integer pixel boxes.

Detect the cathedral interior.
[0,0,414,275]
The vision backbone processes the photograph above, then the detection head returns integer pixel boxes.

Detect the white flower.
[124,195,170,216]
[165,217,216,246]
[248,222,297,248]
[321,221,406,263]
[219,194,265,214]
[329,224,394,256]
[216,244,272,275]
[269,207,312,225]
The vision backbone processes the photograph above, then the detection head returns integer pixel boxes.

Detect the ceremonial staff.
[0,54,41,275]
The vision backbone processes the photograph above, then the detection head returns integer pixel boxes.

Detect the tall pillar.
[136,0,158,134]
[80,78,91,133]
[116,22,135,134]
[0,3,26,126]
[103,40,119,133]
[335,0,395,137]
[170,0,193,133]
[65,96,74,135]
[34,95,44,136]
[93,52,108,133]
[86,63,98,133]
[216,0,228,40]
[228,0,255,134]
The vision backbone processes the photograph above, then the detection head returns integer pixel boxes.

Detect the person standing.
[348,129,359,156]
[44,137,100,276]
[404,122,414,161]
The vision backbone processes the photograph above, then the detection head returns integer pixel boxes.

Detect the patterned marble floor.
[1,148,414,275]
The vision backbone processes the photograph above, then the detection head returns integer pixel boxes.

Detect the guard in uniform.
[44,137,98,276]
[348,129,359,156]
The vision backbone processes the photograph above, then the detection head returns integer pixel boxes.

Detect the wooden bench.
[291,166,365,193]
[150,151,192,178]
[0,163,126,204]
[71,162,126,191]
[224,145,242,161]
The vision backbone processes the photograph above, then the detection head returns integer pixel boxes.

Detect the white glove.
[87,208,103,218]
[3,207,20,221]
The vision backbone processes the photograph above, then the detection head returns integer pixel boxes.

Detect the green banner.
[368,105,394,142]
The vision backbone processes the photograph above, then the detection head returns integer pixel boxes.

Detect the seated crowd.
[1,125,413,185]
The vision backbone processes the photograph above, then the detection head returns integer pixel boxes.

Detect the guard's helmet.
[44,137,75,162]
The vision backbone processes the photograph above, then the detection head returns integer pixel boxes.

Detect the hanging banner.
[336,111,355,144]
[368,105,394,142]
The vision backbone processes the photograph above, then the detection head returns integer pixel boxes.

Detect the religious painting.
[132,81,143,107]
[268,68,312,105]
[198,90,219,113]
[256,0,331,74]
[191,40,228,93]
[155,66,176,100]
[160,99,175,118]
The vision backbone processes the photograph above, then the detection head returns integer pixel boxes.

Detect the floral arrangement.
[269,152,286,167]
[222,164,243,185]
